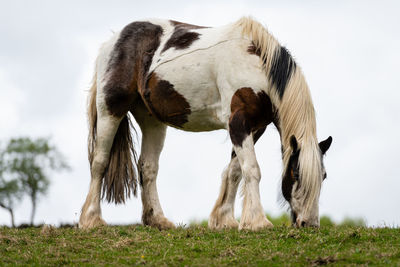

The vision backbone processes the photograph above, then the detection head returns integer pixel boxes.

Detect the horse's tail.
[103,114,138,203]
[87,72,97,166]
[87,70,138,204]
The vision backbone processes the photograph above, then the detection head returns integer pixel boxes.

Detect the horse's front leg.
[132,103,175,230]
[209,127,266,230]
[235,135,273,230]
[230,122,273,230]
[209,152,241,230]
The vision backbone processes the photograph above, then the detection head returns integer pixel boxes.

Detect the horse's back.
[96,18,267,132]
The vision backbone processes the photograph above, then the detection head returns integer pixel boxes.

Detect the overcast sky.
[0,0,399,227]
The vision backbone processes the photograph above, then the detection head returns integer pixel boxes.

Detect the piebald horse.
[79,17,332,230]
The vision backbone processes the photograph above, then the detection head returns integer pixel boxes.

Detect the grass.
[1,224,399,266]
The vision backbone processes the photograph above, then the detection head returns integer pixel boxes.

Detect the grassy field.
[1,223,399,266]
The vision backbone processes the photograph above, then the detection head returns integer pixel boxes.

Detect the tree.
[4,137,69,225]
[0,150,23,227]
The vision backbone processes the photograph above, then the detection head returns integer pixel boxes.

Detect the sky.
[0,0,399,227]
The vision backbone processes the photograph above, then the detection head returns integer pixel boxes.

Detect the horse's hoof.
[208,216,239,230]
[239,217,273,231]
[143,215,175,230]
[79,216,106,229]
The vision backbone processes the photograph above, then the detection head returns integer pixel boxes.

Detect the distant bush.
[190,213,366,227]
[266,213,366,227]
[340,217,366,227]
[320,215,335,226]
[267,213,291,226]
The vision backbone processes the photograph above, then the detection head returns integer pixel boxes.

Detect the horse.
[79,17,332,230]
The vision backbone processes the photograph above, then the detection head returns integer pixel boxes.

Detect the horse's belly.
[179,101,225,132]
[148,52,227,132]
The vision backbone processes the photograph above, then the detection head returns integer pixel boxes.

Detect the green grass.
[1,224,399,266]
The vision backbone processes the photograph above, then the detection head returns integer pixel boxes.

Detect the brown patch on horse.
[104,21,164,117]
[141,73,191,127]
[229,87,275,147]
[104,87,139,118]
[247,42,262,57]
[162,20,208,52]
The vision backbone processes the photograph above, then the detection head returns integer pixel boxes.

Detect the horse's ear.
[319,136,332,154]
[290,135,298,153]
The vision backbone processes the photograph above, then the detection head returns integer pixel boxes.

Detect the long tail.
[87,72,138,204]
[87,73,98,166]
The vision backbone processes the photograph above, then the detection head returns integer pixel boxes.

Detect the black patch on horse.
[230,126,266,159]
[104,21,163,117]
[162,21,207,52]
[138,168,144,187]
[269,46,296,99]
[253,127,266,144]
[282,146,300,202]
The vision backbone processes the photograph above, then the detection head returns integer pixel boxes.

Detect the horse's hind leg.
[80,38,137,228]
[79,114,123,228]
[132,102,175,230]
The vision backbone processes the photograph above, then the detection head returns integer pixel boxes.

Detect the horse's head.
[282,135,332,227]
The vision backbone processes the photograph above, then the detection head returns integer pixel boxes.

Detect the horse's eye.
[290,169,298,181]
[291,169,299,181]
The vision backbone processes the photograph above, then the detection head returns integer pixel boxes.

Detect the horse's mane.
[235,17,322,213]
[235,17,279,78]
